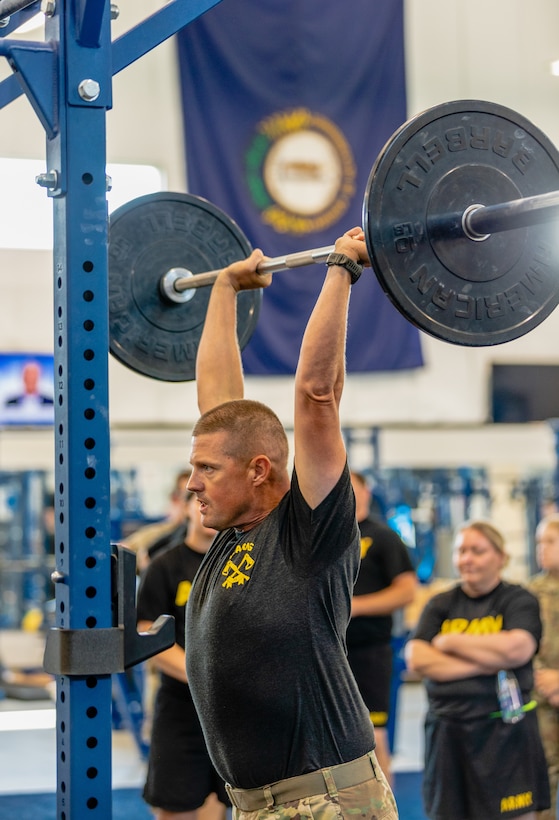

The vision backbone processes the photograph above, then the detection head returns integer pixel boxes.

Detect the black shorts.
[422,709,550,820]
[346,643,392,727]
[143,684,230,813]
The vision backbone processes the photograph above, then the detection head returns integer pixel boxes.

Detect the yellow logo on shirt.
[222,542,255,588]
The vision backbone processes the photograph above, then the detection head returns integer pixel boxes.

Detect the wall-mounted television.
[0,353,54,427]
[491,364,559,423]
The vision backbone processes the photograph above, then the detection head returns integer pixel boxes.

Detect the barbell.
[108,99,559,382]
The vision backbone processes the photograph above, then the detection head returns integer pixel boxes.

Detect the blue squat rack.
[0,1,220,816]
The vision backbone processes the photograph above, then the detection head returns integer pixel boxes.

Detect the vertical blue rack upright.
[0,1,221,816]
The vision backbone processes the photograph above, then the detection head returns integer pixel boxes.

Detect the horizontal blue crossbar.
[0,0,222,112]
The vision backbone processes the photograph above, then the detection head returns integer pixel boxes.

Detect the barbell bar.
[109,99,559,381]
[161,189,559,303]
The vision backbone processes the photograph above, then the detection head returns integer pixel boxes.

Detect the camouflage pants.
[537,704,559,820]
[229,752,398,820]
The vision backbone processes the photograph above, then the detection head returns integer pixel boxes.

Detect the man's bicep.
[293,393,347,509]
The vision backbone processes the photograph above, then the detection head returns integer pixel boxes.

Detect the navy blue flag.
[177,0,423,374]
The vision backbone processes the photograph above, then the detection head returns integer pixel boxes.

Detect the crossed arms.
[406,629,537,682]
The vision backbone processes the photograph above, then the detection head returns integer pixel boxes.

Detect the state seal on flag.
[244,108,357,236]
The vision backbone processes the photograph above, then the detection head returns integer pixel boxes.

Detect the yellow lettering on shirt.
[175,580,192,607]
[440,614,503,635]
[500,791,532,812]
[360,536,373,559]
[369,711,388,727]
[233,542,254,554]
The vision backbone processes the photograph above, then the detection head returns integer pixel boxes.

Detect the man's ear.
[250,455,272,486]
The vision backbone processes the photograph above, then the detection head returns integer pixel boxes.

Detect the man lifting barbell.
[183,228,399,819]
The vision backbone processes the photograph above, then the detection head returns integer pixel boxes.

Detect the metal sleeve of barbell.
[465,190,559,236]
[426,189,559,241]
[171,244,336,293]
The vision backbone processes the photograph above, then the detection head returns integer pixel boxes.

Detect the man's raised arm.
[195,250,268,414]
[294,228,370,509]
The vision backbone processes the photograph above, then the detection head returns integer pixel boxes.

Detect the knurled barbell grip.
[170,244,335,293]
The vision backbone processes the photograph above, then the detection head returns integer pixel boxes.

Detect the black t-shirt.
[147,523,188,561]
[346,515,415,647]
[185,465,375,789]
[136,538,205,695]
[412,581,542,719]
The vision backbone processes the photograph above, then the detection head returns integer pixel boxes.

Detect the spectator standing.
[528,513,559,820]
[406,519,549,820]
[348,470,417,785]
[136,490,229,820]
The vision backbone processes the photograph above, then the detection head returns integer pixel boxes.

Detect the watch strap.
[325,252,363,284]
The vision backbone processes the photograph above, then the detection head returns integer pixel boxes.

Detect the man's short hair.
[193,399,289,471]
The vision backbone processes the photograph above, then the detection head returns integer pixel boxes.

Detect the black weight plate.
[363,100,559,346]
[108,193,260,381]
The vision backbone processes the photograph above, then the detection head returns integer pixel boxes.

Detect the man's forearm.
[292,264,352,509]
[196,276,244,414]
[295,265,350,402]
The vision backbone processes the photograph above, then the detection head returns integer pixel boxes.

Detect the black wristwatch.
[325,252,363,284]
